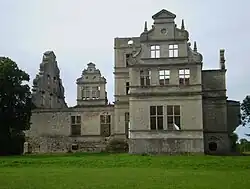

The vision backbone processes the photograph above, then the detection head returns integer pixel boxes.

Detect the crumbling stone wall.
[25,106,114,153]
[26,136,108,153]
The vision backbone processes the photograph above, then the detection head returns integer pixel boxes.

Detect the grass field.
[0,153,250,189]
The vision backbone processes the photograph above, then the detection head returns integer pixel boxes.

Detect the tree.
[0,57,32,155]
[241,95,250,126]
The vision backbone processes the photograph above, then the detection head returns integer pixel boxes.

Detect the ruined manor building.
[26,9,240,154]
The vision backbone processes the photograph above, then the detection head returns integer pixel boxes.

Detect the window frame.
[169,44,179,58]
[150,45,160,58]
[167,105,181,130]
[70,116,81,136]
[140,69,151,86]
[100,114,111,137]
[179,69,190,85]
[150,106,164,130]
[159,69,170,85]
[81,86,100,100]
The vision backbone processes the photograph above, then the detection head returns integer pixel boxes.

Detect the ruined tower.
[32,51,67,109]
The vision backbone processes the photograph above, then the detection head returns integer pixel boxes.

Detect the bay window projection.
[167,105,181,130]
[159,69,170,85]
[179,69,190,85]
[150,106,163,130]
[169,44,178,57]
[150,45,160,58]
[140,70,151,86]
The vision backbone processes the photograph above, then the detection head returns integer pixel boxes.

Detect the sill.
[70,135,81,137]
[149,129,182,132]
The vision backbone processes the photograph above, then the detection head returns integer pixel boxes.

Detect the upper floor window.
[140,70,151,86]
[150,45,160,58]
[167,105,181,130]
[81,86,90,99]
[150,106,163,130]
[92,86,100,99]
[159,69,170,85]
[179,69,190,85]
[169,44,178,57]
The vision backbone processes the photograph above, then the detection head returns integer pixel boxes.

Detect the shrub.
[106,138,129,153]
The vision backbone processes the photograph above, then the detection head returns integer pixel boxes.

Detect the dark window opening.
[150,106,163,130]
[71,144,79,150]
[126,82,130,95]
[209,142,217,152]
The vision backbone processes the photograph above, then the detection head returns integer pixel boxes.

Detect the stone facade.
[26,9,241,155]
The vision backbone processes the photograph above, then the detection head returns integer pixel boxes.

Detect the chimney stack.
[220,49,226,70]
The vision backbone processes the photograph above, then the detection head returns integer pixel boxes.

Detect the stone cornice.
[129,84,201,88]
[129,129,203,132]
[129,91,202,97]
[127,62,201,68]
[76,81,106,85]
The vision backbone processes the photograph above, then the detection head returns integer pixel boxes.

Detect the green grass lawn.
[0,153,250,189]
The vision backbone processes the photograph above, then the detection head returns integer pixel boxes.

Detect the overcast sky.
[0,0,249,139]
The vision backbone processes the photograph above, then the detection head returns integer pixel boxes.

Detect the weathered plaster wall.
[129,96,203,131]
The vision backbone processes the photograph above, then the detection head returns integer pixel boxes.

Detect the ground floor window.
[167,105,181,130]
[70,116,81,136]
[150,106,163,130]
[100,115,111,137]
